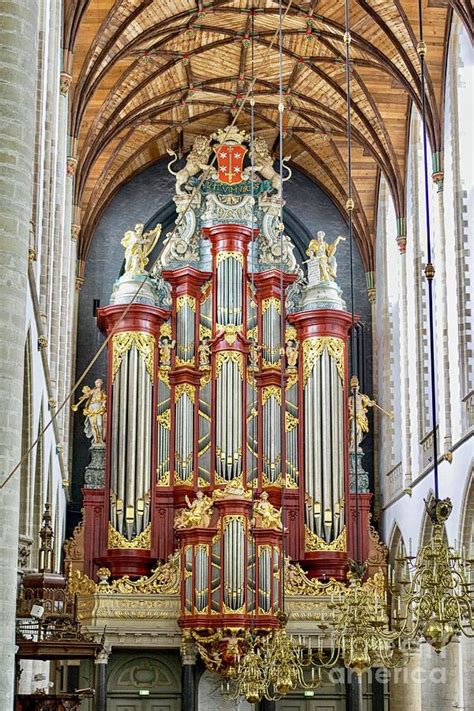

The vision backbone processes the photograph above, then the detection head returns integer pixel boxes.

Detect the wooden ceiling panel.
[64,0,452,266]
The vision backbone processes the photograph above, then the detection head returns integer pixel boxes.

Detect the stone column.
[0,1,39,706]
[95,649,109,711]
[390,648,422,711]
[371,668,387,711]
[396,231,413,491]
[346,670,363,711]
[181,636,197,711]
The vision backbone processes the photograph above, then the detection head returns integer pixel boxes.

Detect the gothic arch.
[459,469,474,557]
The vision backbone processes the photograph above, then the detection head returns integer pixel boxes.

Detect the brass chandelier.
[390,498,473,652]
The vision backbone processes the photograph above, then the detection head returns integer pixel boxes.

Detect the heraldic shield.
[214,143,248,184]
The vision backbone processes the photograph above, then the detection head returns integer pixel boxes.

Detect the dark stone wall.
[70,159,372,528]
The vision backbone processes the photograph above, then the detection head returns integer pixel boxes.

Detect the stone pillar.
[181,636,197,711]
[371,668,387,711]
[390,648,422,711]
[346,670,363,711]
[95,649,109,711]
[0,1,39,706]
[420,639,462,711]
[396,231,413,491]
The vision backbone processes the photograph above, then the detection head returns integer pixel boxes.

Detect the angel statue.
[348,379,393,451]
[174,491,214,529]
[252,491,283,530]
[72,378,107,445]
[120,223,162,276]
[306,230,346,284]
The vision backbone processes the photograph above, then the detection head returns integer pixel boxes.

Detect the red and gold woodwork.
[78,129,373,637]
[84,303,169,578]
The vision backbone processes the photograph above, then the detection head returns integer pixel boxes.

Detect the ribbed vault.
[64,0,467,272]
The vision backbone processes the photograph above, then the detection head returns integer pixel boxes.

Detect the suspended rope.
[277,0,288,612]
[417,0,439,500]
[343,0,361,563]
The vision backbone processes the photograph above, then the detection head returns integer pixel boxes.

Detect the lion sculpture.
[250,136,292,197]
[167,135,213,194]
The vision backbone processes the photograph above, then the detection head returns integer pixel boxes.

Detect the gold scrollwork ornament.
[112,331,155,381]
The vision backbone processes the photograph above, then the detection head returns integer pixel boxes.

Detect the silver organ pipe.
[302,337,345,544]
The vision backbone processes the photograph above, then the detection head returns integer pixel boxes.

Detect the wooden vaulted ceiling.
[64,0,463,272]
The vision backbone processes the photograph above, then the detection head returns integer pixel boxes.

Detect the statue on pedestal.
[174,491,214,529]
[306,231,345,285]
[121,223,162,276]
[72,379,107,444]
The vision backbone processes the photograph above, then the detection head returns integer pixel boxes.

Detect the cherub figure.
[174,491,213,529]
[198,337,212,370]
[285,338,299,369]
[121,223,162,276]
[252,491,283,530]
[248,337,261,369]
[72,378,107,444]
[159,335,175,368]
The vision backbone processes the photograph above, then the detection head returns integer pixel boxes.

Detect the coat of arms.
[212,127,249,185]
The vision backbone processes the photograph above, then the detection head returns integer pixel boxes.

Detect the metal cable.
[417,0,439,500]
[343,0,361,563]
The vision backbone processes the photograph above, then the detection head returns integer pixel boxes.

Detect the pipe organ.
[80,128,371,630]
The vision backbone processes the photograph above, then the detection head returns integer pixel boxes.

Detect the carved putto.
[174,491,214,529]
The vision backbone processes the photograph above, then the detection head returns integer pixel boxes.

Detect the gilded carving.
[215,250,244,266]
[174,491,214,529]
[215,351,243,378]
[285,558,346,597]
[157,409,171,429]
[175,383,196,403]
[252,492,283,530]
[101,553,180,595]
[261,385,281,405]
[108,522,151,550]
[160,322,172,338]
[64,517,85,565]
[261,297,281,314]
[285,412,298,432]
[302,336,344,386]
[67,566,97,595]
[304,525,346,552]
[176,294,196,312]
[199,324,212,339]
[112,331,155,381]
